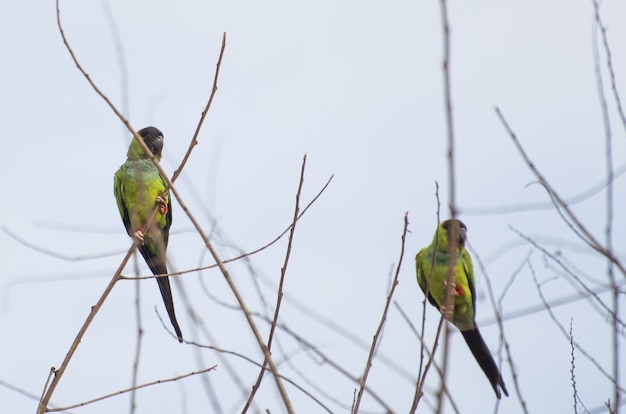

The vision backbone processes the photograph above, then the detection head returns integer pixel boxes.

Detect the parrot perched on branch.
[415,219,508,399]
[114,126,183,343]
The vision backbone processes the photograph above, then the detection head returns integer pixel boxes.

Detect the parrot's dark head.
[139,126,164,157]
[441,219,467,249]
[127,126,164,160]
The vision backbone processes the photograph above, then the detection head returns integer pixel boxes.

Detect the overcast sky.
[1,0,625,413]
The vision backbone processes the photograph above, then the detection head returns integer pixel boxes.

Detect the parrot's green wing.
[461,249,476,313]
[113,167,131,235]
[113,126,182,343]
[415,248,438,308]
[415,219,508,399]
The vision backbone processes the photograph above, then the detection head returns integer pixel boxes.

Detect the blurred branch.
[495,107,626,279]
[480,282,626,328]
[591,0,626,134]
[172,276,259,413]
[469,244,528,413]
[512,227,626,330]
[439,0,458,410]
[0,379,76,414]
[130,255,143,414]
[3,226,125,261]
[529,261,625,394]
[461,162,626,216]
[120,174,334,282]
[172,33,227,183]
[186,341,334,413]
[592,3,622,410]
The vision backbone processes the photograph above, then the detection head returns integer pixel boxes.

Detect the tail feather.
[461,328,508,399]
[139,246,184,343]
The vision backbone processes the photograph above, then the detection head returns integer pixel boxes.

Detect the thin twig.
[395,303,459,414]
[417,182,441,380]
[469,243,528,413]
[173,276,259,413]
[243,154,307,412]
[48,366,217,412]
[353,213,409,413]
[413,317,447,412]
[172,34,227,183]
[36,241,141,414]
[258,315,395,412]
[187,342,333,413]
[570,319,578,414]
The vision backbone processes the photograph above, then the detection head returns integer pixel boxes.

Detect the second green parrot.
[114,126,183,343]
[415,219,508,399]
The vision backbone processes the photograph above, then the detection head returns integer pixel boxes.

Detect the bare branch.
[188,342,334,413]
[172,34,227,183]
[243,154,307,411]
[353,213,409,413]
[48,366,217,412]
[570,319,579,414]
[469,244,528,413]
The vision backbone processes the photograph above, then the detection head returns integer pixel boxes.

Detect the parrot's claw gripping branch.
[156,195,168,215]
[133,229,145,245]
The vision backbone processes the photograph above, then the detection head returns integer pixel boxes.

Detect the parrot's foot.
[440,305,455,320]
[133,229,145,245]
[443,280,460,296]
[156,195,168,214]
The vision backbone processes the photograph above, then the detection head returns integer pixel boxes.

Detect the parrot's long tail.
[139,246,184,343]
[461,328,508,399]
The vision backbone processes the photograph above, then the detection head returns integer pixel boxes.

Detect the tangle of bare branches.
[36,3,229,413]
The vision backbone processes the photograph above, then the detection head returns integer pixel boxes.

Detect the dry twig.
[353,213,409,413]
[242,155,308,412]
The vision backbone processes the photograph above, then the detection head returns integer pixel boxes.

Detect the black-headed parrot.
[416,219,508,398]
[114,126,183,343]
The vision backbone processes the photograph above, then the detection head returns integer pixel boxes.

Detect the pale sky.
[1,0,625,413]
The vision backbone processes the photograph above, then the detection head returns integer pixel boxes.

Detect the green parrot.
[114,126,183,343]
[415,219,508,399]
